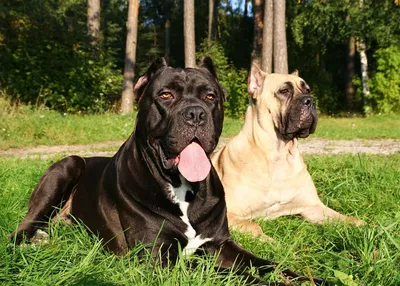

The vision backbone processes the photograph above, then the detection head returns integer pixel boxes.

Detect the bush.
[3,47,123,113]
[368,45,400,114]
[0,0,123,113]
[197,40,249,118]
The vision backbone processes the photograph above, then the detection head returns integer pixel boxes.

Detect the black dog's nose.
[303,96,316,109]
[182,106,206,126]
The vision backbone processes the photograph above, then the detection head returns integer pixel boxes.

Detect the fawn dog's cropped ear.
[291,69,299,77]
[248,64,266,100]
[134,57,168,102]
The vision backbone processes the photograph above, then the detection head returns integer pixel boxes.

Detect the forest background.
[1,0,400,117]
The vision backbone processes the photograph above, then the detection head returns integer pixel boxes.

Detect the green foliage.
[291,0,353,50]
[288,0,358,113]
[218,4,253,69]
[197,40,249,118]
[35,52,122,113]
[224,69,249,118]
[291,0,400,53]
[1,0,400,114]
[368,45,400,114]
[289,0,400,114]
[0,0,123,113]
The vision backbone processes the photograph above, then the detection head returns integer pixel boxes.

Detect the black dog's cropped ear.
[146,57,168,79]
[134,57,168,102]
[291,69,299,76]
[248,64,266,99]
[200,57,218,79]
[200,57,227,101]
[133,76,148,102]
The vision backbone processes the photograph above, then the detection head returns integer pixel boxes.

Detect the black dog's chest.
[168,177,212,255]
[184,190,195,202]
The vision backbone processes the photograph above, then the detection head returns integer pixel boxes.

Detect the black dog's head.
[248,65,318,140]
[134,58,225,182]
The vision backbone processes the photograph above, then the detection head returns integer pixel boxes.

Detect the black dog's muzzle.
[181,105,207,127]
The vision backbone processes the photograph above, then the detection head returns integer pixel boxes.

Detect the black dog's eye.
[159,91,173,100]
[206,93,216,101]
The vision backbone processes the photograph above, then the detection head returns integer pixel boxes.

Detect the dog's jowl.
[11,58,324,285]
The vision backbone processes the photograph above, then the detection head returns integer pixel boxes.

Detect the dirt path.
[0,138,399,159]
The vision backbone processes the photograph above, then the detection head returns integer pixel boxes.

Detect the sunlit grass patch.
[1,97,400,150]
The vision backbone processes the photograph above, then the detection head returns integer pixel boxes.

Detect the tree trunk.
[120,0,139,115]
[251,0,263,67]
[273,0,287,74]
[87,0,100,46]
[244,0,248,18]
[358,39,369,107]
[208,0,218,43]
[357,0,369,108]
[184,0,196,68]
[345,35,356,110]
[164,1,171,63]
[261,0,273,73]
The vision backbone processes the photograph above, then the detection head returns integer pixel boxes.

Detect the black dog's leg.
[210,239,325,285]
[10,156,86,244]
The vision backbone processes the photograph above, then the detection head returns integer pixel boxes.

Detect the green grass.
[1,154,399,285]
[0,108,136,150]
[1,97,400,150]
[314,115,400,140]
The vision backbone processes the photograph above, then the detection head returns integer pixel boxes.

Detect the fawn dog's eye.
[280,89,290,95]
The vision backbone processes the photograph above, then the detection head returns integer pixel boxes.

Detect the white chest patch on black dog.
[168,175,212,255]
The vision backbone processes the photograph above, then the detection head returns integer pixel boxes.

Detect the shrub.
[0,0,123,113]
[368,45,400,114]
[197,40,249,118]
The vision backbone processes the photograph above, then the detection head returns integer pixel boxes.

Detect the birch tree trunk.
[120,0,139,114]
[261,0,273,73]
[87,0,100,46]
[358,0,369,108]
[358,40,369,106]
[184,0,196,68]
[273,0,288,74]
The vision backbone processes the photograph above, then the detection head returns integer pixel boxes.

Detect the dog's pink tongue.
[178,142,211,182]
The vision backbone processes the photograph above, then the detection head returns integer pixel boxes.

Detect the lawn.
[313,115,400,140]
[1,154,399,285]
[1,98,400,150]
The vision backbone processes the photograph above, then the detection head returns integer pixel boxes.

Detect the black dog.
[12,58,324,285]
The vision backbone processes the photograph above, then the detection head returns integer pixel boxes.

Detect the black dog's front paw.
[10,230,28,245]
[9,223,38,245]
